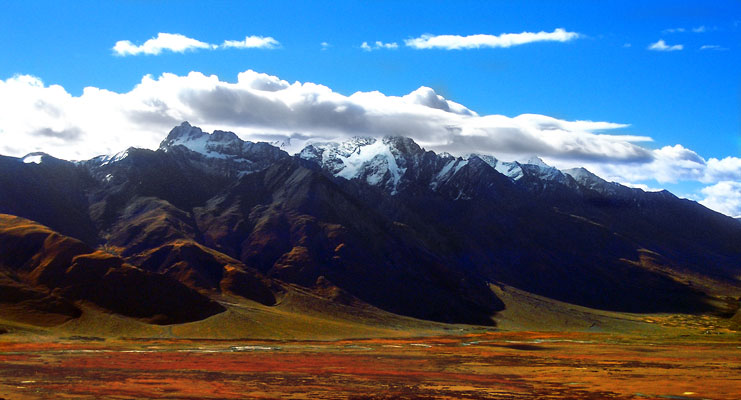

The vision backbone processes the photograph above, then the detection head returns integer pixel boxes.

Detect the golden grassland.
[0,330,739,399]
[1,279,739,399]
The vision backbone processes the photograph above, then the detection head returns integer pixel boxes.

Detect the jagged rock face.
[193,160,504,324]
[1,122,740,327]
[158,122,289,178]
[299,136,585,199]
[299,137,413,194]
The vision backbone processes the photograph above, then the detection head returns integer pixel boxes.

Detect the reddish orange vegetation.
[0,332,739,399]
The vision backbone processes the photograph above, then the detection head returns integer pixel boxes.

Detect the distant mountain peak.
[161,121,206,144]
[158,122,287,165]
[299,136,410,193]
[160,122,224,153]
[563,167,602,185]
[519,156,550,168]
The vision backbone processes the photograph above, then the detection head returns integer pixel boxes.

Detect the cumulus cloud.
[2,68,741,216]
[405,28,580,50]
[113,33,279,56]
[401,87,477,116]
[700,182,741,218]
[705,157,741,182]
[648,39,683,51]
[574,144,741,193]
[361,41,399,51]
[113,33,216,55]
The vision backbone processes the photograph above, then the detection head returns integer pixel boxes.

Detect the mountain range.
[1,122,739,331]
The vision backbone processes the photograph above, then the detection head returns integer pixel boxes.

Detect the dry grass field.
[1,282,739,400]
[0,330,739,399]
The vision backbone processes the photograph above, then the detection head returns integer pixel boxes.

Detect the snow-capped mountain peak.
[299,136,411,194]
[563,167,633,196]
[563,167,601,186]
[158,122,288,170]
[160,122,243,159]
[519,156,550,169]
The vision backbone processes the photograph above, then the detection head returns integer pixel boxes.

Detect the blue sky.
[1,1,740,216]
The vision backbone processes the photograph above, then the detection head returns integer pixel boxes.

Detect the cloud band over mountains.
[0,70,739,216]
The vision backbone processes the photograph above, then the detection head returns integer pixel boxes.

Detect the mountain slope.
[1,123,739,331]
[300,135,740,313]
[195,159,504,324]
[0,153,99,244]
[0,214,225,325]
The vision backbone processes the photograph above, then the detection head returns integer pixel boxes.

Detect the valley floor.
[0,331,739,399]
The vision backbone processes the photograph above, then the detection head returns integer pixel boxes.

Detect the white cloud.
[0,70,652,165]
[320,42,331,50]
[405,28,580,50]
[361,41,398,51]
[700,44,727,51]
[221,36,279,49]
[113,33,279,56]
[700,181,741,218]
[113,33,216,56]
[401,87,477,116]
[705,157,741,182]
[648,39,683,51]
[3,69,741,217]
[575,145,741,191]
[663,26,712,34]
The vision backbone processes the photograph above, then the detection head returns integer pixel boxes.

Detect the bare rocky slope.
[1,122,739,329]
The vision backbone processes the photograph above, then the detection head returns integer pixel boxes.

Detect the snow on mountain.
[563,167,603,188]
[77,122,643,202]
[462,154,568,184]
[21,153,45,164]
[299,137,411,194]
[159,122,243,159]
[563,167,636,197]
[300,135,587,197]
[82,122,288,183]
[156,122,288,176]
[429,156,468,190]
[87,149,131,167]
[17,152,72,167]
[520,156,549,169]
[300,135,514,199]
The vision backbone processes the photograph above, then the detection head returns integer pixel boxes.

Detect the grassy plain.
[0,283,739,399]
[0,330,739,399]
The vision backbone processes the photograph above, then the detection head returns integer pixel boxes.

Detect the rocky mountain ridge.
[1,122,739,328]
